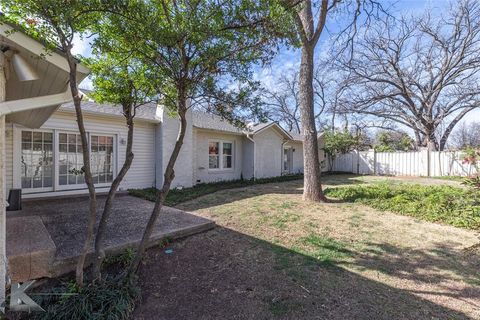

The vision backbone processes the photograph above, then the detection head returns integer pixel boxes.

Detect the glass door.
[21,130,54,193]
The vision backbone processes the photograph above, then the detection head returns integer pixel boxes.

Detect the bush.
[30,276,140,320]
[325,183,480,230]
[129,174,304,206]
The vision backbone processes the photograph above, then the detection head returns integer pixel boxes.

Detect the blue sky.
[74,0,479,129]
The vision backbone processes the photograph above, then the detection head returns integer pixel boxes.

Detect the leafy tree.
[322,129,359,170]
[94,0,290,276]
[1,0,102,287]
[85,51,157,280]
[374,131,414,152]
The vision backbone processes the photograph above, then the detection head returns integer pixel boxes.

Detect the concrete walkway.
[7,195,214,282]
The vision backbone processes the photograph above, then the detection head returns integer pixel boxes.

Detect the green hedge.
[129,174,304,206]
[325,183,480,230]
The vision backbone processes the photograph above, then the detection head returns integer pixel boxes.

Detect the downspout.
[246,134,255,179]
[281,140,288,175]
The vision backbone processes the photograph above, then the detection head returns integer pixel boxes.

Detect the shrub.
[30,276,140,320]
[129,174,304,206]
[325,183,480,230]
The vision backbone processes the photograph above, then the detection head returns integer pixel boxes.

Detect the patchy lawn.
[134,175,480,319]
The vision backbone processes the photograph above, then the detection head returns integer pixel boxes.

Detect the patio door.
[56,132,116,190]
[283,147,293,174]
[20,130,54,193]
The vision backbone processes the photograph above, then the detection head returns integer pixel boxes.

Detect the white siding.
[242,137,254,179]
[254,128,283,178]
[7,110,157,196]
[193,128,243,183]
[5,123,13,192]
[285,141,304,174]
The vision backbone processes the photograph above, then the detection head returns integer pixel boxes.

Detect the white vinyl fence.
[329,150,477,177]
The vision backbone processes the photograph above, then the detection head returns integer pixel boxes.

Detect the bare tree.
[262,67,330,133]
[263,71,302,133]
[450,121,480,149]
[338,0,480,151]
[282,0,384,201]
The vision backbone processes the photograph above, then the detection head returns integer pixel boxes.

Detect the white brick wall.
[193,128,243,183]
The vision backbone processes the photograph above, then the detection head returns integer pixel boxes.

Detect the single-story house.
[0,19,329,309]
[5,103,326,199]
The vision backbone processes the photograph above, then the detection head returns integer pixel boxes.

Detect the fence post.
[373,149,377,175]
[427,149,431,177]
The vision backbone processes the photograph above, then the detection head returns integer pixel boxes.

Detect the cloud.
[71,33,92,57]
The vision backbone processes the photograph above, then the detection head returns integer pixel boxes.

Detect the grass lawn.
[132,174,480,319]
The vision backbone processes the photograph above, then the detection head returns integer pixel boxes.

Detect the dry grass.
[177,175,480,319]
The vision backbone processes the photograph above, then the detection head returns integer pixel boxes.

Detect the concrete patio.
[6,195,215,282]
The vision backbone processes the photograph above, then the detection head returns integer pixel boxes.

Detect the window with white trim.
[209,140,233,170]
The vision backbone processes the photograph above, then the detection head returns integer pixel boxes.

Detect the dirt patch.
[134,228,474,319]
[133,178,480,319]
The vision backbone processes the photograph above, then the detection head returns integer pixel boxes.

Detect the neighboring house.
[5,104,325,200]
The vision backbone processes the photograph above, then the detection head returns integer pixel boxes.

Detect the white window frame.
[208,139,234,171]
[90,133,117,188]
[18,128,55,194]
[14,126,119,194]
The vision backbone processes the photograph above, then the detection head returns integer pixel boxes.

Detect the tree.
[322,129,359,170]
[96,0,290,276]
[374,130,414,152]
[282,0,384,201]
[337,0,480,151]
[450,121,480,149]
[86,52,157,280]
[1,0,101,287]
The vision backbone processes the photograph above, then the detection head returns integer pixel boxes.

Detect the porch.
[6,195,215,282]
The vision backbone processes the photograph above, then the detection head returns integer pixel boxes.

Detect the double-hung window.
[209,140,233,170]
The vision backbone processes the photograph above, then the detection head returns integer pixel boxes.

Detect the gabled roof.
[192,111,243,134]
[248,122,293,140]
[59,101,161,123]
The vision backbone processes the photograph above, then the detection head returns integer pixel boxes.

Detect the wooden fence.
[329,150,477,177]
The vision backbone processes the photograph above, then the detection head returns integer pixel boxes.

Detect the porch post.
[0,114,5,312]
[0,51,6,311]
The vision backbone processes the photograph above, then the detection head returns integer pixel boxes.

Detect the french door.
[20,129,116,193]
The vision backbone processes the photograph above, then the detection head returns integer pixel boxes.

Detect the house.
[0,23,325,309]
[5,104,326,202]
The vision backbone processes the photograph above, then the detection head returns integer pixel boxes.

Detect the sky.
[73,0,479,130]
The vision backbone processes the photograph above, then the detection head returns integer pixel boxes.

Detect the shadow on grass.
[133,227,473,320]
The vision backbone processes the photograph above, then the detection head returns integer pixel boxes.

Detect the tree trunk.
[64,51,97,287]
[299,44,326,202]
[127,91,188,276]
[92,106,135,280]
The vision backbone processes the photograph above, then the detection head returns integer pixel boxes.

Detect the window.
[208,142,219,169]
[58,133,84,186]
[21,131,53,189]
[209,140,233,170]
[58,133,115,187]
[91,135,114,184]
[223,142,232,169]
